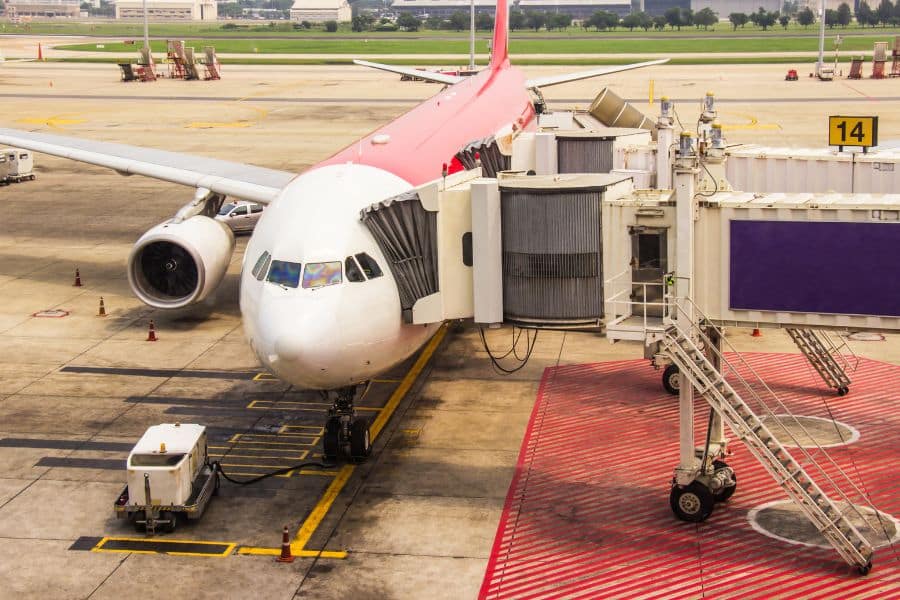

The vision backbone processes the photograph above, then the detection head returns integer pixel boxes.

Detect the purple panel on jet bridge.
[729,220,900,317]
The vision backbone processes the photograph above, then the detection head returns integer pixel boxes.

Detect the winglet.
[490,0,509,70]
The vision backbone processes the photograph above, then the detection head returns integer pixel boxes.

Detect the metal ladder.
[786,328,857,394]
[662,302,875,572]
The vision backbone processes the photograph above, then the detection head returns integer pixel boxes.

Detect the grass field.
[57,34,894,55]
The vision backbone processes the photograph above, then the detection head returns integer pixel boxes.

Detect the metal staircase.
[662,299,876,573]
[786,328,857,395]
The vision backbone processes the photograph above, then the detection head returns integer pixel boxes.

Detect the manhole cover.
[848,332,885,342]
[32,309,70,318]
[749,500,899,549]
[759,414,858,447]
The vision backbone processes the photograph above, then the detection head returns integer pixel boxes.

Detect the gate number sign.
[829,116,878,149]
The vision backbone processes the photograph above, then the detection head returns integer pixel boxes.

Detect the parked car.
[215,200,264,233]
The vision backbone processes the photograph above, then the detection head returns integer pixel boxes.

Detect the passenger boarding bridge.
[358,94,899,574]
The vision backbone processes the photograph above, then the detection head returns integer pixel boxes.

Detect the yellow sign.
[829,116,878,148]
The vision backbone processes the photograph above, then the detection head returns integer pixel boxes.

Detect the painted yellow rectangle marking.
[828,115,878,147]
[279,425,325,434]
[91,536,236,558]
[236,547,347,559]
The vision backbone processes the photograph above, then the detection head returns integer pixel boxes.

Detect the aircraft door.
[629,226,667,318]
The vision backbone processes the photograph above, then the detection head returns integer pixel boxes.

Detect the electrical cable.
[479,326,539,374]
[212,460,334,486]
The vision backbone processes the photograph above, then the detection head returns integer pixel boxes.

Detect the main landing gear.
[322,384,372,463]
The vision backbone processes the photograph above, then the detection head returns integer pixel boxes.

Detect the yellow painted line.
[369,324,447,441]
[215,453,309,460]
[17,115,86,129]
[252,372,278,381]
[224,440,315,447]
[292,464,354,548]
[186,121,252,129]
[372,378,403,384]
[237,547,348,559]
[279,425,325,433]
[91,537,236,558]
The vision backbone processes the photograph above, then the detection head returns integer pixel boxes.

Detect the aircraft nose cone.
[274,335,305,362]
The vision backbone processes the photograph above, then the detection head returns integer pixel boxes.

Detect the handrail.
[663,291,882,526]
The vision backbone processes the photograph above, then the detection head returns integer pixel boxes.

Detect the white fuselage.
[240,163,439,390]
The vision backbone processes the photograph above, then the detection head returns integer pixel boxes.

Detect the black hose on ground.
[211,460,335,486]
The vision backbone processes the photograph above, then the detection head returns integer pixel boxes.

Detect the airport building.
[289,0,352,23]
[114,0,217,21]
[4,0,80,18]
[393,0,806,17]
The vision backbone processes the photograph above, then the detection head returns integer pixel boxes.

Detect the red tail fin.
[490,0,509,70]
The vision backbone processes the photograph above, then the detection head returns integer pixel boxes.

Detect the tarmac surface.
[0,61,898,599]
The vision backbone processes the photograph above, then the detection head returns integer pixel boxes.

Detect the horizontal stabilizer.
[0,128,294,203]
[353,59,463,85]
[526,59,669,90]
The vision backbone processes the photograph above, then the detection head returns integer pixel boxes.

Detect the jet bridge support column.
[673,144,699,485]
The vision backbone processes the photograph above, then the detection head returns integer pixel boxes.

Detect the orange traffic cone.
[275,525,294,563]
[751,328,762,337]
[98,297,107,317]
[37,43,43,61]
[73,268,82,287]
[147,320,158,342]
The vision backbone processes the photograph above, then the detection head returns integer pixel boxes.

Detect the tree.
[729,12,749,29]
[652,15,667,30]
[751,7,779,30]
[351,13,375,32]
[509,9,526,30]
[796,6,815,26]
[836,2,852,26]
[397,12,421,31]
[876,0,893,25]
[779,14,790,28]
[824,8,838,27]
[856,1,876,26]
[475,12,494,30]
[547,13,572,31]
[664,6,684,29]
[448,10,468,31]
[621,12,641,30]
[525,10,547,31]
[694,7,717,29]
[324,20,338,32]
[637,11,653,30]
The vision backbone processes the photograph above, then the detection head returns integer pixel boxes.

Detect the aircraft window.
[250,204,264,214]
[345,256,365,283]
[130,453,186,467]
[303,262,342,289]
[355,253,383,279]
[251,251,270,279]
[218,203,237,216]
[267,260,302,288]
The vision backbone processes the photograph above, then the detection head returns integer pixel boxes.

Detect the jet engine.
[128,216,235,309]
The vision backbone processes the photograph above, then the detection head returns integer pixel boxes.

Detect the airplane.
[0,1,666,461]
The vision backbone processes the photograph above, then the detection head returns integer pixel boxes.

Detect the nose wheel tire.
[662,364,680,396]
[323,416,341,461]
[670,481,715,522]
[350,418,371,462]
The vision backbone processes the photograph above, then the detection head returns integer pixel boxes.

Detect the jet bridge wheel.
[838,386,849,396]
[858,560,872,575]
[670,481,715,522]
[349,418,371,462]
[712,460,737,502]
[662,364,680,396]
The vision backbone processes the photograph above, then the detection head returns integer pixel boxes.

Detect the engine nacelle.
[128,216,235,309]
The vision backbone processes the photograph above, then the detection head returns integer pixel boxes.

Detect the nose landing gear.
[322,384,372,463]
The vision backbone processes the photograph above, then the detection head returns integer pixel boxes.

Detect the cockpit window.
[267,260,302,288]
[252,251,271,281]
[345,257,365,283]
[218,203,237,216]
[355,253,383,279]
[302,262,342,289]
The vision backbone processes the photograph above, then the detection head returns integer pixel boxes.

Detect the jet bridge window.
[251,251,271,280]
[267,260,302,288]
[355,253,383,279]
[345,256,365,283]
[303,262,342,289]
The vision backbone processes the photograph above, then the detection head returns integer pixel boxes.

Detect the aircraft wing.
[0,128,295,203]
[526,59,669,90]
[353,59,463,85]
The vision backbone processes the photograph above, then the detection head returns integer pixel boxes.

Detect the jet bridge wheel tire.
[712,460,737,502]
[323,417,341,461]
[670,481,715,522]
[662,364,680,396]
[858,560,872,575]
[161,511,177,533]
[350,418,371,462]
[838,386,849,396]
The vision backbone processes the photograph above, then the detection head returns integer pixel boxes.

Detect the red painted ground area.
[480,354,900,600]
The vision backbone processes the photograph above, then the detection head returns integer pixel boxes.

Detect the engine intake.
[128,216,235,309]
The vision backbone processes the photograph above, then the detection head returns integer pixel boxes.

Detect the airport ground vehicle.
[0,148,35,184]
[114,423,219,534]
[215,200,264,233]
